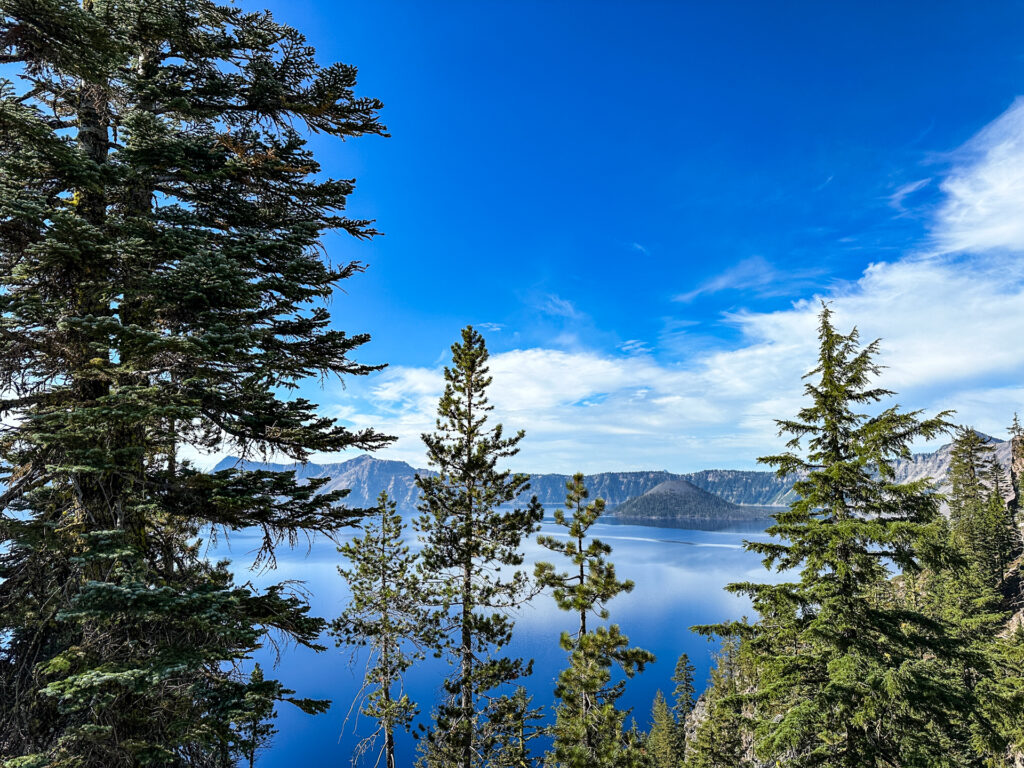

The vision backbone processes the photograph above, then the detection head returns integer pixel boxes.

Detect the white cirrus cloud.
[934,97,1024,253]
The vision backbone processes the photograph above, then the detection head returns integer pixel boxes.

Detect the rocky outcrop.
[1000,436,1024,638]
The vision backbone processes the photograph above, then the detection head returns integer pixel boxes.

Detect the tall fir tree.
[646,691,678,768]
[536,474,653,768]
[669,653,695,759]
[0,1,389,763]
[701,305,1003,766]
[482,687,546,768]
[983,458,1019,582]
[329,491,432,768]
[947,427,1017,588]
[414,326,544,768]
[683,640,751,768]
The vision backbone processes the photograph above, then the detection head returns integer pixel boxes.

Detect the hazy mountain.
[211,433,1009,515]
[610,479,774,521]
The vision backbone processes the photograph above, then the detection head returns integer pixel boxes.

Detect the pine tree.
[948,428,997,577]
[537,474,654,768]
[535,473,634,643]
[483,687,546,768]
[1010,413,1023,439]
[702,306,1001,766]
[0,1,389,763]
[330,491,431,768]
[669,654,695,759]
[414,326,544,768]
[984,458,1019,582]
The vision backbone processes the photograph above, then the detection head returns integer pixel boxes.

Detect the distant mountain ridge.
[212,433,1009,514]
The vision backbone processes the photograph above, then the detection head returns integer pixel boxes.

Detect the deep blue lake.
[213,513,777,766]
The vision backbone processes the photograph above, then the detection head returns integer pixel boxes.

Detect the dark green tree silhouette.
[239,664,278,768]
[700,306,1002,766]
[0,1,389,762]
[683,640,750,768]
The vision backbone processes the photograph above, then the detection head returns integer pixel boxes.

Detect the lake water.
[214,515,777,766]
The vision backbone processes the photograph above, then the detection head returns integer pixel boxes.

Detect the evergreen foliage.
[947,428,1017,587]
[537,474,654,767]
[669,653,695,758]
[483,687,546,768]
[0,1,389,764]
[414,326,544,768]
[646,691,678,768]
[238,664,278,768]
[698,305,1002,766]
[535,473,633,641]
[330,491,431,768]
[683,640,751,768]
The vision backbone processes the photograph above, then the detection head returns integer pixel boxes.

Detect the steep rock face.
[212,454,430,511]
[1010,435,1024,516]
[1001,436,1024,638]
[686,469,796,506]
[889,432,1012,495]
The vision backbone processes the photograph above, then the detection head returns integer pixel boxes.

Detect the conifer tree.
[414,326,544,768]
[330,491,431,768]
[535,473,633,643]
[984,459,1018,580]
[537,474,653,768]
[703,306,998,766]
[239,664,278,768]
[1010,413,1023,439]
[948,428,1016,587]
[0,1,389,763]
[484,687,546,768]
[646,691,678,768]
[670,654,695,720]
[683,640,750,768]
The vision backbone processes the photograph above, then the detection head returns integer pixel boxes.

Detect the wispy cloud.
[618,339,652,355]
[539,293,585,320]
[888,178,930,210]
[934,97,1024,253]
[673,256,823,303]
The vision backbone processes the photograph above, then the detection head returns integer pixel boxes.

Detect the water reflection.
[215,516,779,766]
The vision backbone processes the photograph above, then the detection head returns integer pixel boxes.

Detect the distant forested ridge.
[610,479,777,521]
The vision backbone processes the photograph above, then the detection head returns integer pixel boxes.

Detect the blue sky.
[244,1,1024,472]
